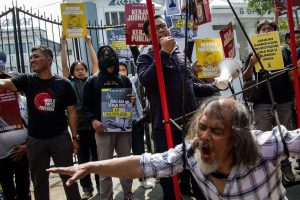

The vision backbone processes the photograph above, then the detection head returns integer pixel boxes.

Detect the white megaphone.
[215,58,242,90]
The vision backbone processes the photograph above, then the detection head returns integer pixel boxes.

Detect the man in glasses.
[136,15,205,199]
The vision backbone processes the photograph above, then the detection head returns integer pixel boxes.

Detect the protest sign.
[0,89,23,133]
[194,0,211,25]
[219,22,235,58]
[251,31,284,71]
[274,0,300,16]
[101,88,132,133]
[195,38,223,78]
[125,4,151,45]
[169,14,198,38]
[60,3,87,38]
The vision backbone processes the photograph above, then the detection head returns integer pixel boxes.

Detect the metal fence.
[0,6,136,76]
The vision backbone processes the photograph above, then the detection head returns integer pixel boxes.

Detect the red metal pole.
[286,0,300,127]
[145,1,181,199]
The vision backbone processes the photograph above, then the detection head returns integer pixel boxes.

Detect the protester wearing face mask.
[83,46,134,200]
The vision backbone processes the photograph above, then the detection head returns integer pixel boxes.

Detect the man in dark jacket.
[137,15,207,199]
[83,45,134,200]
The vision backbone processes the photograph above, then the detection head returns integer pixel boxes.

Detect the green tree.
[247,0,274,16]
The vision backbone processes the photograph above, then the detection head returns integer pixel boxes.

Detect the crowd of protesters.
[0,9,300,200]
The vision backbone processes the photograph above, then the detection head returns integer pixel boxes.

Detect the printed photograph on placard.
[169,14,198,38]
[195,38,223,78]
[60,3,87,38]
[0,89,23,133]
[101,88,132,133]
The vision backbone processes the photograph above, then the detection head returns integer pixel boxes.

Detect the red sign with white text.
[125,4,151,45]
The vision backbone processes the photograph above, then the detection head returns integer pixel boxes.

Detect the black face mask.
[100,59,116,69]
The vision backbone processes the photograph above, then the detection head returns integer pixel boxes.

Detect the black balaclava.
[97,45,120,78]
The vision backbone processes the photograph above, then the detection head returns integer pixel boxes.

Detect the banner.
[274,0,300,15]
[60,3,87,38]
[0,90,23,133]
[195,38,223,78]
[251,31,284,71]
[219,22,235,58]
[101,88,132,133]
[125,4,151,45]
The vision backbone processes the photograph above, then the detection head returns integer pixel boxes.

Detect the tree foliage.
[247,0,274,16]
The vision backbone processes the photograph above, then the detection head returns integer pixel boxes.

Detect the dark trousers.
[77,130,99,193]
[27,132,80,200]
[132,122,145,155]
[132,123,146,182]
[154,130,206,200]
[0,154,31,200]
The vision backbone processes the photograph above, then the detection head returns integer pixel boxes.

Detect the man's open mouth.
[201,142,212,160]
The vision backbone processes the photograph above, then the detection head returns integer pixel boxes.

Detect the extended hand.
[47,165,89,186]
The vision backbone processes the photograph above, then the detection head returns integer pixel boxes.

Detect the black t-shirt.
[11,74,77,138]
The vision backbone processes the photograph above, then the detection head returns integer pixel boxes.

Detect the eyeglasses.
[155,23,167,31]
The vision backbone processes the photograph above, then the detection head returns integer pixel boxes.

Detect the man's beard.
[193,141,222,175]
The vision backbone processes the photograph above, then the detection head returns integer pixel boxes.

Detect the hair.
[70,61,88,76]
[256,20,278,33]
[285,30,300,43]
[186,96,259,166]
[31,45,54,60]
[143,15,164,35]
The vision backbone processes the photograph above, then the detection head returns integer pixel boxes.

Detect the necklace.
[210,171,229,180]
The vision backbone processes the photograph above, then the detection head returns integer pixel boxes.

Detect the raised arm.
[242,53,256,81]
[85,35,98,74]
[0,79,18,92]
[60,35,70,78]
[47,155,142,186]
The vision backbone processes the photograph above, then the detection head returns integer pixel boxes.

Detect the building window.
[105,12,124,26]
[119,12,125,24]
[111,12,118,25]
[105,12,111,26]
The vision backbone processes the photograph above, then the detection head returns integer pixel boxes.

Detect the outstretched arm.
[60,35,70,78]
[47,155,143,186]
[85,35,98,74]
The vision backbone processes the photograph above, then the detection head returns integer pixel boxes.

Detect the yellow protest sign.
[195,38,223,78]
[251,31,284,71]
[60,3,87,38]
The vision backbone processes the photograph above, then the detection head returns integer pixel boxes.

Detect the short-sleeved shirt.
[11,74,77,139]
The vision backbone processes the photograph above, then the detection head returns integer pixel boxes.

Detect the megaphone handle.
[228,83,236,99]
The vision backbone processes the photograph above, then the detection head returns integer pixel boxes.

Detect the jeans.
[0,154,31,200]
[77,130,99,193]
